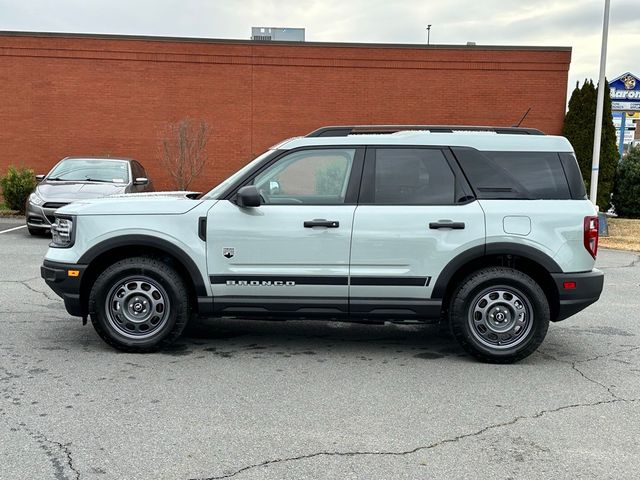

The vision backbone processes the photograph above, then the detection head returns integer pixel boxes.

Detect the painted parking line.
[0,225,27,234]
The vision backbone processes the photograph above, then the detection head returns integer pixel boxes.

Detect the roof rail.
[306,125,545,137]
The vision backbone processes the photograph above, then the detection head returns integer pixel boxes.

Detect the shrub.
[0,166,36,214]
[612,145,640,218]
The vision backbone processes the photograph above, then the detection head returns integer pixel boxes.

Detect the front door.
[349,147,485,320]
[206,147,364,318]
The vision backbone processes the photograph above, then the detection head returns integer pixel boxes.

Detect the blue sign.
[609,72,640,111]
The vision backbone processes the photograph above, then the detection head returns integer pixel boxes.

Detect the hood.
[57,191,206,216]
[37,181,126,202]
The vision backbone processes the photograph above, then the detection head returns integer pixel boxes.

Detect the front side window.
[252,149,355,205]
[371,148,456,205]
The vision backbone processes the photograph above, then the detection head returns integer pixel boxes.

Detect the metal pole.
[590,0,611,207]
[618,112,626,160]
[427,25,431,45]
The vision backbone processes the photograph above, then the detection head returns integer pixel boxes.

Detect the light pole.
[590,0,611,207]
[427,25,432,45]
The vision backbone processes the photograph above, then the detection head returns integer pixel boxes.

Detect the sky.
[1,0,638,99]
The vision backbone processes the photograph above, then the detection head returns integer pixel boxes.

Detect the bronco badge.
[222,247,235,259]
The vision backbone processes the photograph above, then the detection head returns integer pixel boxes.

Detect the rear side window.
[452,148,572,200]
[559,153,587,199]
[369,148,456,205]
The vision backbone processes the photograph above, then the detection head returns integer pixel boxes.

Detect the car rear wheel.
[449,267,549,363]
[89,256,190,352]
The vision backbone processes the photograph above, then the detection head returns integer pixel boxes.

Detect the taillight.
[584,215,599,259]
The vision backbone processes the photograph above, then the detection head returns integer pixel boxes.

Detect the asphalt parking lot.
[1,216,639,480]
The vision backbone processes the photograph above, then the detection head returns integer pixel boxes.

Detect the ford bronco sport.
[41,125,604,363]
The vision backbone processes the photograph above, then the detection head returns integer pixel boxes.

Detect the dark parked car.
[27,156,153,235]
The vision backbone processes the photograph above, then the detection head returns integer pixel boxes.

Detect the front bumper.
[26,201,69,230]
[552,268,604,321]
[41,260,87,317]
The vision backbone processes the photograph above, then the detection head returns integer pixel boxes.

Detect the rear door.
[206,147,364,318]
[349,147,485,320]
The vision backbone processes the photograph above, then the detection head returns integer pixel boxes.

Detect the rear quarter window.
[452,148,574,200]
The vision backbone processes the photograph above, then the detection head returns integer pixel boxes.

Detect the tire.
[28,226,48,236]
[449,267,549,364]
[88,256,190,352]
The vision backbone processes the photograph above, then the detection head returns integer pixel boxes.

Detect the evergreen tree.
[562,79,618,209]
[612,145,640,218]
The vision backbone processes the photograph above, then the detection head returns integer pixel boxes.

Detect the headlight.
[50,217,75,248]
[29,192,44,206]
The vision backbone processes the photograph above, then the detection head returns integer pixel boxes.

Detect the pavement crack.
[21,425,80,480]
[570,362,619,398]
[0,279,59,302]
[20,280,59,302]
[599,255,640,270]
[540,346,640,399]
[190,398,638,480]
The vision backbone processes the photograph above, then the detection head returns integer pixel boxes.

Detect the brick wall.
[0,33,571,191]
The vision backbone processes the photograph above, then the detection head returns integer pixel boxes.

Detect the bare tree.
[160,118,211,190]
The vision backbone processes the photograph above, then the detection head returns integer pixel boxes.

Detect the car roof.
[60,156,134,162]
[277,126,574,153]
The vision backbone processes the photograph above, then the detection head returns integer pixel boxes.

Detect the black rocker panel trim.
[350,297,442,320]
[210,274,431,287]
[78,235,208,296]
[212,296,348,318]
[207,295,442,322]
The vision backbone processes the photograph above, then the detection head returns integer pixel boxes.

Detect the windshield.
[202,151,273,199]
[47,159,130,183]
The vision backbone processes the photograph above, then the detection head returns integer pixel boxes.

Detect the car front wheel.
[89,256,190,352]
[449,267,550,363]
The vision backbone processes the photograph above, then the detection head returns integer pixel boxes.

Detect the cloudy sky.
[1,0,638,97]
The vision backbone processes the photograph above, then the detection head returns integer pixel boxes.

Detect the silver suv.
[41,126,604,363]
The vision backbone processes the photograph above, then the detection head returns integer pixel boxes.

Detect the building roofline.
[0,30,572,52]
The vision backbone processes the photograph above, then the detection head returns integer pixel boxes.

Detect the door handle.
[304,219,340,228]
[429,220,465,230]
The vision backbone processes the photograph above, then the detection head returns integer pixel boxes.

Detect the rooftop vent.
[251,27,305,42]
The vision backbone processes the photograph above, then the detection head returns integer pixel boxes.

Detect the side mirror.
[236,185,261,208]
[133,177,149,186]
[35,174,45,182]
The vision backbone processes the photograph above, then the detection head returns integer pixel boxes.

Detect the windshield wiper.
[83,177,113,183]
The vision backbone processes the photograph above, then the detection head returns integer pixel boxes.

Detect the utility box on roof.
[251,27,305,42]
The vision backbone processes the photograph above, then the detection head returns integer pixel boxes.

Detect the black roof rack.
[306,125,545,137]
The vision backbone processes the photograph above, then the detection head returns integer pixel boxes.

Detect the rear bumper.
[552,269,604,321]
[41,260,87,317]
